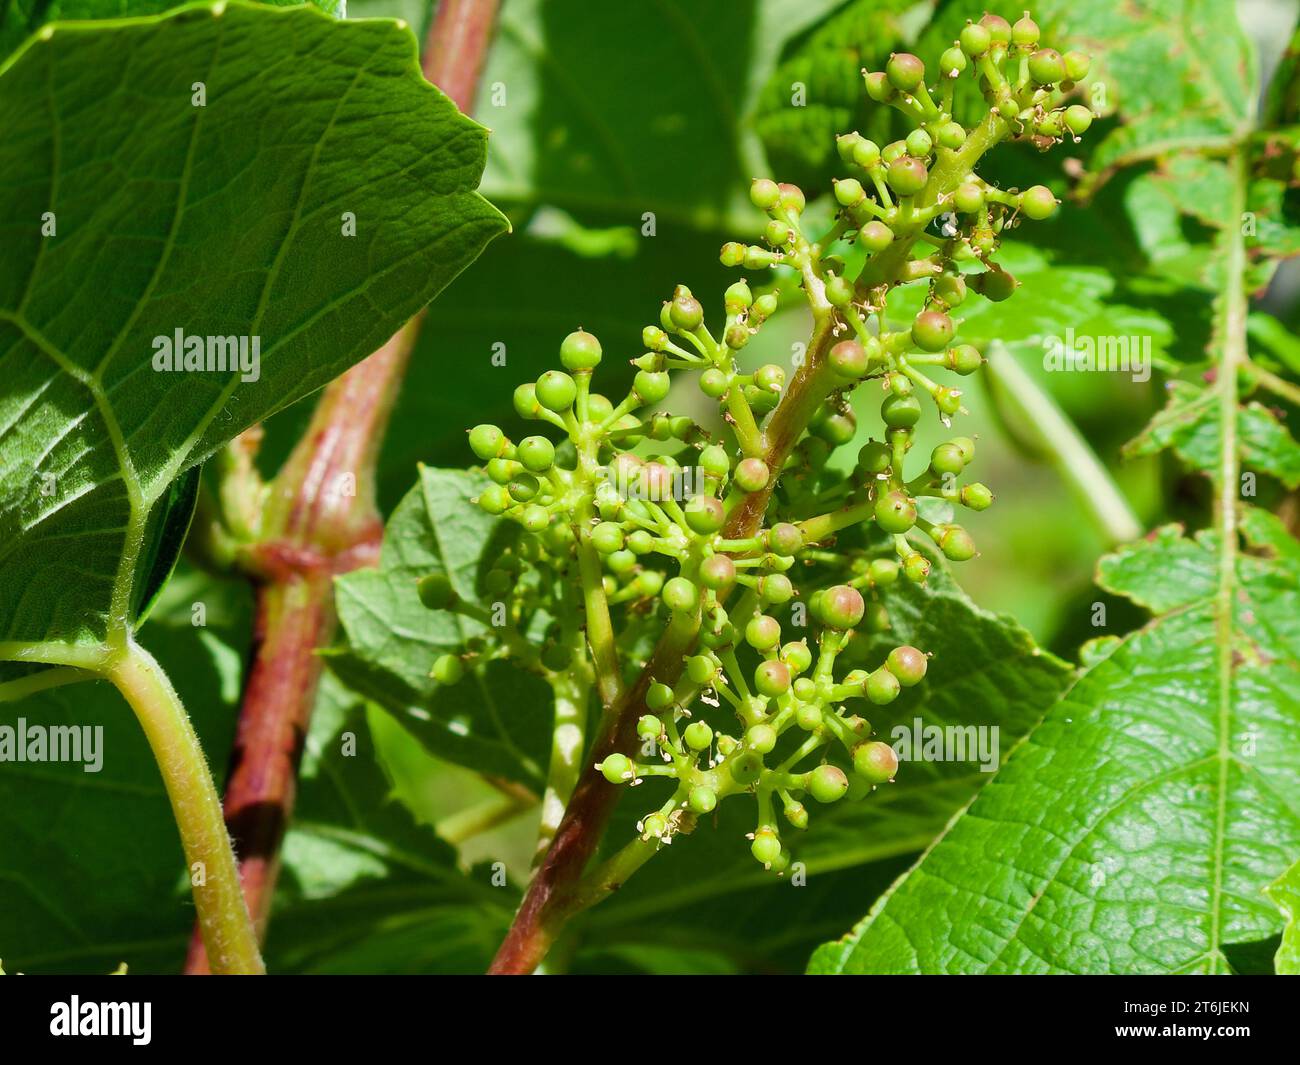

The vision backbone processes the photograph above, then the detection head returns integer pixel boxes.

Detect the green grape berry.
[834,177,866,207]
[689,786,718,815]
[808,764,849,804]
[874,489,917,533]
[936,524,977,561]
[686,654,716,685]
[858,439,891,475]
[754,660,791,699]
[817,584,865,630]
[902,552,931,583]
[960,21,992,56]
[859,220,895,253]
[685,495,726,535]
[931,442,966,476]
[952,435,976,463]
[751,827,782,866]
[750,177,781,210]
[757,573,793,605]
[517,436,556,472]
[784,801,809,829]
[852,138,882,169]
[663,576,700,614]
[600,753,634,784]
[869,557,899,586]
[729,750,763,786]
[684,720,713,751]
[637,715,661,739]
[647,682,675,711]
[417,573,456,610]
[1028,48,1066,85]
[881,393,922,428]
[746,723,779,754]
[1063,50,1091,81]
[513,383,541,420]
[633,370,671,405]
[699,554,736,591]
[700,445,730,480]
[1064,104,1093,135]
[953,182,984,213]
[886,155,929,196]
[946,343,983,375]
[468,423,506,461]
[975,268,1018,302]
[1020,185,1058,220]
[734,457,770,493]
[865,666,901,705]
[560,329,602,371]
[745,614,782,651]
[669,288,704,331]
[853,741,900,784]
[782,640,813,674]
[886,645,928,686]
[536,370,577,412]
[432,653,464,685]
[961,482,994,510]
[768,523,803,556]
[642,812,669,838]
[700,368,730,399]
[591,521,624,554]
[905,128,933,158]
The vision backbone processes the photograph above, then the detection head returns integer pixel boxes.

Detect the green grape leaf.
[1124,381,1300,488]
[0,2,506,671]
[1265,856,1300,975]
[751,0,915,192]
[580,543,1073,968]
[329,467,553,789]
[810,508,1300,975]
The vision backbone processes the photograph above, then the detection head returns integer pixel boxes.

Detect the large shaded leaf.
[330,466,553,788]
[811,509,1300,974]
[0,1,505,662]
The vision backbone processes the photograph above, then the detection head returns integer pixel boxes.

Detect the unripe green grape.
[834,177,866,207]
[823,274,853,308]
[750,178,781,210]
[686,654,717,686]
[859,220,895,253]
[699,444,729,480]
[744,246,779,269]
[935,121,966,150]
[477,484,511,515]
[591,521,624,554]
[886,52,925,91]
[784,801,809,830]
[754,660,791,699]
[757,573,793,605]
[980,12,1011,42]
[1020,184,1058,220]
[768,523,803,556]
[1012,13,1040,46]
[684,720,713,751]
[606,548,636,574]
[486,457,519,485]
[940,46,967,77]
[887,155,929,196]
[865,666,901,705]
[852,138,882,168]
[836,130,864,163]
[864,70,893,102]
[600,753,634,784]
[778,182,806,215]
[961,482,994,510]
[623,530,652,557]
[1064,105,1093,135]
[952,436,976,463]
[720,241,745,267]
[869,558,900,586]
[520,504,549,532]
[853,740,899,784]
[636,715,661,740]
[669,288,704,332]
[642,812,668,837]
[936,384,963,417]
[751,826,782,866]
[689,785,717,815]
[875,489,917,534]
[753,294,779,324]
[937,524,977,561]
[536,370,577,412]
[953,182,984,213]
[699,554,736,591]
[700,368,730,399]
[634,370,671,405]
[858,439,891,475]
[745,614,782,651]
[906,128,933,159]
[754,363,786,394]
[698,618,736,649]
[515,436,554,473]
[747,722,779,753]
[912,310,955,352]
[818,584,865,630]
[468,423,506,461]
[976,267,1017,302]
[1028,48,1066,84]
[947,343,983,374]
[729,750,763,785]
[647,682,675,710]
[685,495,725,535]
[544,523,575,554]
[560,329,602,371]
[795,700,821,730]
[485,569,512,596]
[765,218,792,247]
[432,653,464,685]
[813,411,856,446]
[934,274,968,308]
[782,640,813,675]
[863,601,889,633]
[634,570,664,597]
[1063,50,1091,81]
[724,279,753,313]
[734,457,770,493]
[513,383,541,421]
[808,764,849,803]
[960,21,991,56]
[1037,113,1064,139]
[902,552,931,582]
[662,576,700,614]
[931,442,966,476]
[881,393,922,428]
[887,644,928,686]
[829,339,868,379]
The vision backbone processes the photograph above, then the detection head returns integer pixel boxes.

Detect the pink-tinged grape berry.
[778,183,806,215]
[818,584,865,630]
[734,457,770,493]
[912,310,955,352]
[980,13,1011,42]
[768,522,803,556]
[757,573,793,605]
[600,753,634,784]
[747,723,779,753]
[754,660,791,698]
[874,489,917,533]
[886,52,925,91]
[745,614,782,651]
[859,220,895,253]
[699,554,736,591]
[662,577,700,614]
[808,764,849,803]
[1011,13,1040,46]
[853,741,899,784]
[685,495,726,535]
[887,155,929,196]
[560,329,602,371]
[1028,48,1066,84]
[865,666,901,705]
[886,645,928,686]
[829,339,869,379]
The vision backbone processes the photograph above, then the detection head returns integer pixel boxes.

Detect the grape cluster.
[419,11,1090,873]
